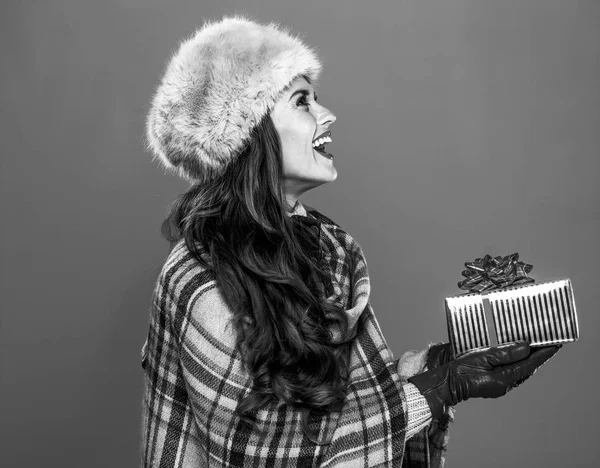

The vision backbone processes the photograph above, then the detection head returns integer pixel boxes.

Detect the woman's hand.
[409,342,561,421]
[426,343,453,370]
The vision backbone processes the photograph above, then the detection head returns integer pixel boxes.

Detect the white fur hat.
[145,15,322,183]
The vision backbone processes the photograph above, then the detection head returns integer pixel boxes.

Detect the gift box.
[445,254,579,358]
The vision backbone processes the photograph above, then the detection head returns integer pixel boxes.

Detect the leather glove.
[426,342,453,370]
[409,342,561,422]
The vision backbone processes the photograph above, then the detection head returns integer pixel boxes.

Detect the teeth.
[312,135,332,148]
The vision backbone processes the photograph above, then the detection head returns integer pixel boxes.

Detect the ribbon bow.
[458,253,534,293]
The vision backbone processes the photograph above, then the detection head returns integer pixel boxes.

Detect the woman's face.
[270,76,337,206]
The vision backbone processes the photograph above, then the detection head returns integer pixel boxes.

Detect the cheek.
[281,117,313,145]
[279,120,315,156]
[271,110,317,176]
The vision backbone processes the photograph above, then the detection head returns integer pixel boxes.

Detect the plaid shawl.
[140,203,452,467]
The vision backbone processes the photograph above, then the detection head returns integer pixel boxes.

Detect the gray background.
[1,0,598,466]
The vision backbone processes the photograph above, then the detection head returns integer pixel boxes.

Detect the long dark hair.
[161,110,354,443]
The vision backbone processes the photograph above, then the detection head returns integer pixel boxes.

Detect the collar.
[287,199,308,218]
[288,200,321,232]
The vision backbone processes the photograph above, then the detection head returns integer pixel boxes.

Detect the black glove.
[409,342,561,421]
[426,342,453,370]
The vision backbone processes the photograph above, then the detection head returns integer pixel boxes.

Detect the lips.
[314,147,334,160]
[312,131,334,160]
[312,130,331,144]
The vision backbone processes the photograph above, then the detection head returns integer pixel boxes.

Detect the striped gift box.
[446,278,579,358]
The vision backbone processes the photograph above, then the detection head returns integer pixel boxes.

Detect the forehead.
[283,76,313,95]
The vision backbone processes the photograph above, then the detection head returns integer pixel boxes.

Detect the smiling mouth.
[312,131,334,160]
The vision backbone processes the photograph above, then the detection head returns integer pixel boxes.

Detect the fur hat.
[145,15,322,183]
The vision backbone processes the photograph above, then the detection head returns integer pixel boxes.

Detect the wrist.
[408,365,453,422]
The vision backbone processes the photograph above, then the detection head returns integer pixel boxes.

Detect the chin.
[326,170,338,182]
[311,166,337,183]
[310,174,337,187]
[325,165,338,181]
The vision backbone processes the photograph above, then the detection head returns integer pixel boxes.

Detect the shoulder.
[156,239,216,305]
[154,240,235,339]
[153,243,244,386]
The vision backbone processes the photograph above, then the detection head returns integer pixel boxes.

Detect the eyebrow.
[289,89,318,102]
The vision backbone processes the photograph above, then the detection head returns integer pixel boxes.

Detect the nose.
[315,102,336,127]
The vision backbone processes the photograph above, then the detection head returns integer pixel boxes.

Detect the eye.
[296,94,309,108]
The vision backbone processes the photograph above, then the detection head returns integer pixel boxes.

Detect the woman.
[140,15,559,467]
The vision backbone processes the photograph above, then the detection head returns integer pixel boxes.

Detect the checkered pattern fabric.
[140,202,452,467]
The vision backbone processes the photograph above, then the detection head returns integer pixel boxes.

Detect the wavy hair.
[161,108,354,444]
